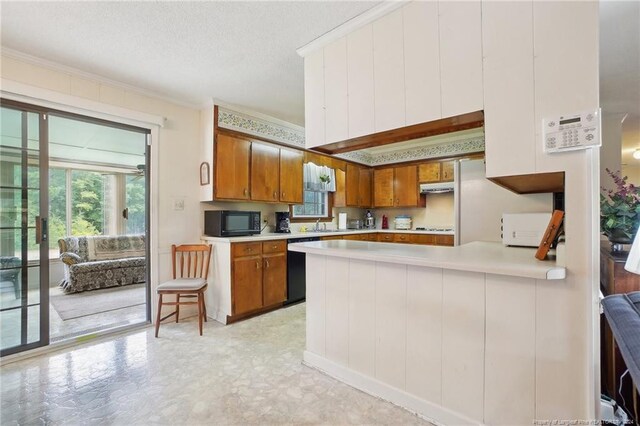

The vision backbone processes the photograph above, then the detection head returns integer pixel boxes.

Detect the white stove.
[417,227,454,232]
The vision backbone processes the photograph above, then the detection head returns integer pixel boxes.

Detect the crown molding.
[211,99,304,132]
[217,107,305,148]
[1,78,165,128]
[1,47,203,111]
[296,1,409,58]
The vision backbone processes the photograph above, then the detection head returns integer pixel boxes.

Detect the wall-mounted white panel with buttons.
[543,109,601,153]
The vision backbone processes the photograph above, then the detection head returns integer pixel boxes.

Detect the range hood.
[420,182,454,194]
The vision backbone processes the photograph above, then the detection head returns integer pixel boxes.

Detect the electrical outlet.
[173,198,185,211]
[263,219,268,223]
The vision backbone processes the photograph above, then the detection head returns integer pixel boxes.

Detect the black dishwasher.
[286,237,320,305]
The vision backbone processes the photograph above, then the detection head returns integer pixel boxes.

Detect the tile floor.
[1,303,433,425]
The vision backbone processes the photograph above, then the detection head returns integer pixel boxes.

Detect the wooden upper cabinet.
[279,148,303,204]
[393,165,418,207]
[438,0,483,117]
[418,160,456,183]
[441,161,455,182]
[324,37,349,143]
[374,168,395,207]
[418,162,441,183]
[250,142,280,202]
[345,163,360,207]
[334,168,346,207]
[304,50,325,149]
[215,133,251,200]
[358,168,372,207]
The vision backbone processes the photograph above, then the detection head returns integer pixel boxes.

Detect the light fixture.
[633,149,640,160]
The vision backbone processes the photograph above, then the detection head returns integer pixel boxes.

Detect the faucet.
[314,218,321,231]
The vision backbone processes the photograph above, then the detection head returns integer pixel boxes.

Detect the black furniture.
[286,237,320,305]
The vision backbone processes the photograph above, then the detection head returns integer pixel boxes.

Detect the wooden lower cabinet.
[262,253,286,306]
[435,234,454,246]
[377,233,395,243]
[232,255,263,315]
[231,240,287,317]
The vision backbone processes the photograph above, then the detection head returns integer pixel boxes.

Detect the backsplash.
[373,193,454,230]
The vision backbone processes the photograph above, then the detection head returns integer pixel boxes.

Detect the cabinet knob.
[256,261,260,269]
[272,245,277,249]
[282,192,285,198]
[273,191,277,199]
[244,188,248,196]
[265,259,270,268]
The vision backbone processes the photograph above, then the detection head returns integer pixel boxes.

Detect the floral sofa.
[58,235,146,294]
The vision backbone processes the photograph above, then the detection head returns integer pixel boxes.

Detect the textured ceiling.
[0,1,378,126]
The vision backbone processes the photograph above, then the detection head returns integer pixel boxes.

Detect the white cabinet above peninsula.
[301,1,484,149]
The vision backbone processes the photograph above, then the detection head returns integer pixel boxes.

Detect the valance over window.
[303,162,336,192]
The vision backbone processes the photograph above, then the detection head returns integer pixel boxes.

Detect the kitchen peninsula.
[289,240,566,425]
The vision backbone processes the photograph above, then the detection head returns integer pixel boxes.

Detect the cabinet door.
[394,165,418,207]
[279,148,303,203]
[418,163,441,183]
[436,235,454,246]
[215,133,250,200]
[441,161,455,182]
[482,1,535,178]
[263,254,286,306]
[346,163,360,207]
[378,233,395,243]
[373,9,406,132]
[304,50,325,149]
[251,142,280,202]
[413,234,437,245]
[358,168,372,207]
[439,0,483,117]
[232,256,263,315]
[347,24,375,138]
[334,168,346,207]
[393,233,412,244]
[403,1,442,125]
[373,168,394,207]
[324,37,349,143]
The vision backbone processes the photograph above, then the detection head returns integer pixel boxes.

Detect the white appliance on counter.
[501,213,552,247]
[394,215,412,230]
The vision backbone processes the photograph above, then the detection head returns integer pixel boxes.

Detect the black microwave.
[204,210,261,237]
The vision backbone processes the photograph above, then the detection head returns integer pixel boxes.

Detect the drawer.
[367,233,378,241]
[263,240,286,254]
[393,233,413,244]
[413,234,437,245]
[344,234,366,241]
[232,242,262,257]
[377,233,395,242]
[321,236,343,241]
[435,235,454,246]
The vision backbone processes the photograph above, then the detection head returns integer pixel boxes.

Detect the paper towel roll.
[338,212,347,230]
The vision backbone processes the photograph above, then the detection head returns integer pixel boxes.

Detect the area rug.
[50,284,146,320]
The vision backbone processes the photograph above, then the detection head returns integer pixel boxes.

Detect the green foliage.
[71,170,104,234]
[71,217,99,236]
[601,169,640,240]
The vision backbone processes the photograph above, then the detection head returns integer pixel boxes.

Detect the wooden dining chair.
[155,244,212,337]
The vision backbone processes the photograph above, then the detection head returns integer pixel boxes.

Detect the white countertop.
[201,229,455,243]
[288,240,566,280]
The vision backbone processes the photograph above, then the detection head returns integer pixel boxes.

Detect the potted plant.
[601,168,640,252]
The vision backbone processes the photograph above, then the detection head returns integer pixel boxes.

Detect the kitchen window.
[292,190,329,218]
[290,162,336,221]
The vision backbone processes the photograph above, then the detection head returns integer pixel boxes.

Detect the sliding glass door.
[1,98,151,356]
[0,103,49,356]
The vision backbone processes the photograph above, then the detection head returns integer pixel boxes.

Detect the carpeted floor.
[49,284,146,320]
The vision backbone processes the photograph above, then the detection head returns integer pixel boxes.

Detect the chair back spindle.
[171,244,212,279]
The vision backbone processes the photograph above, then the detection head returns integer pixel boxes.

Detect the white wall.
[600,113,625,192]
[459,159,552,244]
[1,53,202,320]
